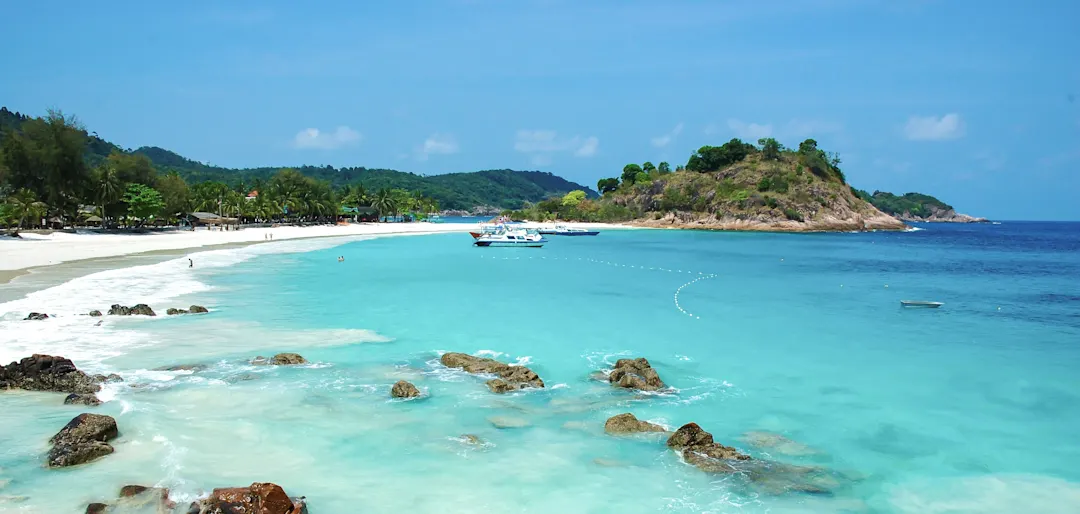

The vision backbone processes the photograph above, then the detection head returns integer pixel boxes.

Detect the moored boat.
[900,300,943,308]
[473,229,547,247]
[538,224,599,236]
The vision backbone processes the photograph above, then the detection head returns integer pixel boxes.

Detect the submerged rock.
[741,431,822,457]
[47,413,118,468]
[440,352,544,392]
[64,393,102,406]
[391,380,421,398]
[190,482,307,514]
[253,353,308,366]
[23,312,48,321]
[88,310,102,317]
[609,358,666,391]
[154,363,207,372]
[107,303,155,316]
[605,413,667,434]
[667,423,751,473]
[459,434,484,445]
[0,354,101,394]
[488,416,530,429]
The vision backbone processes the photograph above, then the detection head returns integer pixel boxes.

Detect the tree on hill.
[621,163,643,185]
[686,138,757,172]
[642,162,656,174]
[562,190,586,207]
[658,161,671,174]
[597,177,619,194]
[757,138,782,160]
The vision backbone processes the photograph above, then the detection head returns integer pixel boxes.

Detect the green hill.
[856,190,986,222]
[0,107,596,211]
[508,138,907,232]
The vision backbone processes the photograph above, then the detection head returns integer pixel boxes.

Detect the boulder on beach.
[439,352,544,392]
[107,304,156,316]
[252,353,308,366]
[391,380,421,398]
[609,358,666,392]
[0,354,101,394]
[667,423,751,473]
[604,413,667,434]
[190,482,307,514]
[64,393,102,406]
[88,310,102,317]
[47,413,118,468]
[23,312,48,321]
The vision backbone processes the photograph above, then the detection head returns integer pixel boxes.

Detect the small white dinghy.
[900,300,943,308]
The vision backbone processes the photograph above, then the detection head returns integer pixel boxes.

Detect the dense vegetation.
[855,190,953,218]
[504,137,868,224]
[0,106,597,228]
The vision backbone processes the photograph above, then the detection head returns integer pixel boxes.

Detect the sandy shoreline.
[0,222,623,284]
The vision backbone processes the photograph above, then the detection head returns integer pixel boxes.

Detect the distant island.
[855,191,988,223]
[506,138,909,232]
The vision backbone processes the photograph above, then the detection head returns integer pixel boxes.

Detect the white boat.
[900,300,943,308]
[538,224,599,236]
[473,228,547,247]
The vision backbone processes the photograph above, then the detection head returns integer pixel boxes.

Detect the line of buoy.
[674,274,717,319]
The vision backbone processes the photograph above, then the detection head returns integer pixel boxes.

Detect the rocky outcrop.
[108,304,156,316]
[391,380,420,398]
[667,423,750,473]
[166,305,209,315]
[23,312,48,320]
[0,354,101,394]
[91,373,124,383]
[85,503,108,513]
[252,353,308,366]
[65,393,102,406]
[88,310,102,317]
[608,358,666,391]
[189,483,307,514]
[605,413,666,434]
[439,352,544,393]
[47,413,118,468]
[87,485,176,513]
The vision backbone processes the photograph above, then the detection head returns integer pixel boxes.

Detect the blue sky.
[2,0,1078,220]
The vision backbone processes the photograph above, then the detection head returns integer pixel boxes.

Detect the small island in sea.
[506,138,909,232]
[856,191,988,223]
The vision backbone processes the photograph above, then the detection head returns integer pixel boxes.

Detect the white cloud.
[575,136,599,157]
[293,126,362,150]
[415,133,459,161]
[785,119,843,138]
[726,119,774,140]
[650,123,684,148]
[514,130,599,165]
[904,113,965,141]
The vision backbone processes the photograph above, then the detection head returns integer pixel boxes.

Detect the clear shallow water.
[2,223,1079,513]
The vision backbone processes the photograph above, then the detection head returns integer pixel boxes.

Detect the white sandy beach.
[0,222,623,273]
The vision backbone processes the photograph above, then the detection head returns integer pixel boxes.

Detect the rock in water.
[391,380,421,398]
[47,413,118,468]
[608,358,666,391]
[154,363,207,372]
[189,305,209,313]
[191,483,307,514]
[741,431,821,457]
[88,310,102,317]
[439,352,544,392]
[253,353,308,365]
[23,312,48,321]
[604,413,666,434]
[488,416,530,429]
[85,503,108,514]
[166,308,187,315]
[64,393,102,406]
[666,423,750,473]
[0,354,101,394]
[107,304,155,316]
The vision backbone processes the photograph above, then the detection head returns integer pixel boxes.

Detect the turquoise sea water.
[2,223,1080,513]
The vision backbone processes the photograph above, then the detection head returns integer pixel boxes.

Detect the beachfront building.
[338,206,378,223]
[184,211,238,228]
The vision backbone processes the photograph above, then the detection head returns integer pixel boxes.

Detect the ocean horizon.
[2,222,1079,513]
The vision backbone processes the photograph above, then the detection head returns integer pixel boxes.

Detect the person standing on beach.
[188,258,193,268]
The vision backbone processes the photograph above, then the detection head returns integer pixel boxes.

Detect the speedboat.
[470,223,507,239]
[900,300,943,308]
[538,224,599,236]
[473,229,547,247]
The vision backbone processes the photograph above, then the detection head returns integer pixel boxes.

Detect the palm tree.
[371,188,396,222]
[91,163,122,225]
[6,188,48,228]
